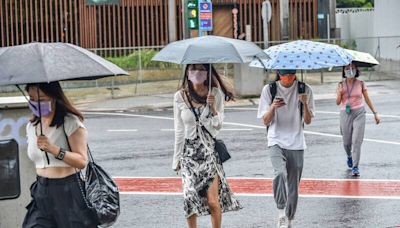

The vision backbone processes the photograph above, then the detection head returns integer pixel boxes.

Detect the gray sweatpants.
[269,145,304,220]
[340,107,366,168]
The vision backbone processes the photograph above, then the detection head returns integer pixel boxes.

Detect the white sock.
[278,209,286,218]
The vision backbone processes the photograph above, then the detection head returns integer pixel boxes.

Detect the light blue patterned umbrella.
[249,40,353,70]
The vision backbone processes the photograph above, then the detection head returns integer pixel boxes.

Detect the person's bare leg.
[207,175,222,228]
[187,214,197,228]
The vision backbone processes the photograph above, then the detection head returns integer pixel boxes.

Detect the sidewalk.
[77,79,400,112]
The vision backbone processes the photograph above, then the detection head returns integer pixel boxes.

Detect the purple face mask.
[188,70,208,85]
[28,101,52,117]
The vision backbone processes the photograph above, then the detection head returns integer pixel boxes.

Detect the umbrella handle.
[36,85,50,165]
[256,56,268,72]
[208,63,212,95]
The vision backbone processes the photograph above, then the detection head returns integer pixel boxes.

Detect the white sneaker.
[277,215,289,228]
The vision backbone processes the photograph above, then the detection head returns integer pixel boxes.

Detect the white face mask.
[345,69,355,78]
[188,70,208,85]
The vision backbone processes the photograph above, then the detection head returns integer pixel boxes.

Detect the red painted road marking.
[114,177,400,199]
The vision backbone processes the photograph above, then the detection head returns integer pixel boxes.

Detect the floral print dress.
[173,88,242,218]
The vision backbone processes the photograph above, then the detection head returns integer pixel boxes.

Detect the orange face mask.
[280,75,296,84]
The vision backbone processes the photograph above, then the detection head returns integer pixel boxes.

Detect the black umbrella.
[0,42,128,164]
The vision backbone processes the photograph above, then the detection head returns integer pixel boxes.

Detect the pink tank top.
[340,79,367,110]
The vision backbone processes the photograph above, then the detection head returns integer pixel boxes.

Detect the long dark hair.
[26,82,83,127]
[180,64,235,102]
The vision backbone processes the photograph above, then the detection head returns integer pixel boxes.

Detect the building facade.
[0,0,321,49]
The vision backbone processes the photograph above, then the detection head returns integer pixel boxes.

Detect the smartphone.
[274,96,286,104]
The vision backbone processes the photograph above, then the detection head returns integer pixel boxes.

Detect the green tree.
[337,0,374,8]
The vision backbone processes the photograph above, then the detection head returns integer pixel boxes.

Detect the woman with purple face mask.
[173,64,242,228]
[22,82,98,228]
[336,63,381,176]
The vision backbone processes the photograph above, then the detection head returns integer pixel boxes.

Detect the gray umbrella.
[152,35,267,91]
[0,42,128,85]
[152,35,267,64]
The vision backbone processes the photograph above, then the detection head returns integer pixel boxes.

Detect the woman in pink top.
[336,63,381,176]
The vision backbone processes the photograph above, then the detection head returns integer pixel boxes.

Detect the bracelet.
[373,111,378,115]
[55,148,67,160]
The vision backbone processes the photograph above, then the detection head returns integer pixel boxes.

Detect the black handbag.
[214,139,231,163]
[184,91,231,163]
[63,125,120,227]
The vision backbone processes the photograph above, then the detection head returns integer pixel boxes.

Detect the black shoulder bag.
[62,124,120,227]
[184,91,231,163]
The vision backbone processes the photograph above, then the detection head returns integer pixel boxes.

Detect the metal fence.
[1,36,400,99]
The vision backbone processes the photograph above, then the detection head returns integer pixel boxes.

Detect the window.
[0,139,20,200]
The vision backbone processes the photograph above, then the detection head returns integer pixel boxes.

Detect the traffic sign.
[199,1,212,31]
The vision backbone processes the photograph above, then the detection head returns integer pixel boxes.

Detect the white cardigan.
[172,87,225,170]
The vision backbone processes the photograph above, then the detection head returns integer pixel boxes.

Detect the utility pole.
[168,0,177,42]
[182,0,190,39]
[262,0,272,48]
[280,0,289,40]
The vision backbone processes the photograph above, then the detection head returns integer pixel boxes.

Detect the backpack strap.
[297,81,306,127]
[266,82,277,133]
[298,81,306,93]
[269,82,277,104]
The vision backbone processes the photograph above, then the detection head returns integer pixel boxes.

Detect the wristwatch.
[55,148,67,160]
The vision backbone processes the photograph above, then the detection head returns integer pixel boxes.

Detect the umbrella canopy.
[152,35,268,64]
[345,49,379,67]
[249,40,353,70]
[0,42,128,86]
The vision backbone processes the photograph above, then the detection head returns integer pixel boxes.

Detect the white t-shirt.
[26,114,85,168]
[257,80,315,150]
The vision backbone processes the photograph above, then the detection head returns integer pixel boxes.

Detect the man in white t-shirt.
[257,69,315,228]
